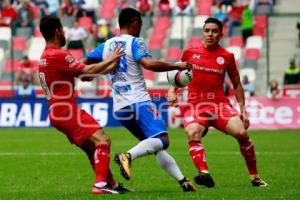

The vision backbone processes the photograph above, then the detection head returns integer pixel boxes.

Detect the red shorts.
[183,102,239,132]
[49,103,100,146]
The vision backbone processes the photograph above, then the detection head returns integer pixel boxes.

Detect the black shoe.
[251,177,268,187]
[179,177,197,192]
[114,153,131,180]
[194,173,215,188]
[113,183,133,193]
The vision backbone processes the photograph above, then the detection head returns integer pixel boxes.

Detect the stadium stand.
[2,0,299,99]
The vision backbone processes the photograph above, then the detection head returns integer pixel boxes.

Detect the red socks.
[94,144,111,183]
[107,168,117,187]
[239,139,258,175]
[189,141,208,173]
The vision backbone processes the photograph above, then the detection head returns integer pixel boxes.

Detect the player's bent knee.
[234,129,248,141]
[185,123,206,142]
[156,134,169,149]
[89,129,111,145]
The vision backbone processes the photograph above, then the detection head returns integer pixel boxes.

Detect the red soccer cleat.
[92,185,120,195]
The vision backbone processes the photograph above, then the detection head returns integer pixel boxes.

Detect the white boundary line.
[0,152,299,156]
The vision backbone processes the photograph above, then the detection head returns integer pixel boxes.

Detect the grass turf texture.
[0,128,299,200]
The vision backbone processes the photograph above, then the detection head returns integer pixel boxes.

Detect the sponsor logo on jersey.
[216,56,225,65]
[192,64,224,74]
[65,55,74,63]
[193,54,201,59]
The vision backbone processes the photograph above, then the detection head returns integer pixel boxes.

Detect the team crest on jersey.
[39,58,47,67]
[216,56,225,65]
[65,55,74,63]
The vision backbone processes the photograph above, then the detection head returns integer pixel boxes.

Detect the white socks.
[128,138,164,160]
[155,150,185,181]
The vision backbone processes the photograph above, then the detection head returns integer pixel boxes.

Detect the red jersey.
[38,45,85,107]
[181,44,239,105]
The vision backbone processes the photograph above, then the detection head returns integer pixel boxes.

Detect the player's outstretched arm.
[139,57,192,72]
[81,46,123,74]
[167,85,178,106]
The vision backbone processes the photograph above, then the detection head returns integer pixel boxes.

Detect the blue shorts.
[114,101,167,140]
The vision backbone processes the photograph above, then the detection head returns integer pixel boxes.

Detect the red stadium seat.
[31,4,40,18]
[244,48,261,60]
[197,0,213,15]
[0,80,13,97]
[229,36,244,47]
[13,37,27,51]
[253,15,267,37]
[34,27,43,37]
[99,0,118,19]
[253,25,265,37]
[78,16,93,33]
[0,80,12,86]
[148,38,164,49]
[187,36,202,48]
[144,69,155,81]
[154,16,171,32]
[68,49,84,60]
[254,15,267,27]
[166,47,181,61]
[3,59,22,72]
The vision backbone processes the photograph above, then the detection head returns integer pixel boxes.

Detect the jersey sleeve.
[53,50,85,75]
[227,53,239,78]
[131,37,151,61]
[86,43,104,62]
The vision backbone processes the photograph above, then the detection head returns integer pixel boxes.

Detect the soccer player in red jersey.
[168,17,268,187]
[38,15,129,195]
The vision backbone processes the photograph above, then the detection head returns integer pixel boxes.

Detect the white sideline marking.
[0,152,299,156]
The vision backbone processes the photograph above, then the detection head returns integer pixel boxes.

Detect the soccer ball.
[167,69,192,88]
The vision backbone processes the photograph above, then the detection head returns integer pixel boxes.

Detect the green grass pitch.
[0,128,299,200]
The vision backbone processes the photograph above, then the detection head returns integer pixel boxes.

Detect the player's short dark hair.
[39,15,62,41]
[203,17,223,32]
[118,7,142,29]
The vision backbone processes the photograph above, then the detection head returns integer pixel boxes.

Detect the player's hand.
[175,61,193,71]
[167,87,178,106]
[107,45,124,62]
[240,110,250,129]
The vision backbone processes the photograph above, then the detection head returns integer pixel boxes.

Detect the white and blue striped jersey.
[86,34,152,111]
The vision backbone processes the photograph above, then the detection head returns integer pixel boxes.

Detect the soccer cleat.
[179,177,197,192]
[92,185,120,195]
[114,153,131,180]
[251,176,268,187]
[112,183,133,193]
[194,172,215,188]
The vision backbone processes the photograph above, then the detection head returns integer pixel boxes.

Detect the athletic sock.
[94,144,110,184]
[239,138,258,175]
[128,138,164,160]
[155,150,185,181]
[107,168,117,187]
[189,141,209,173]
